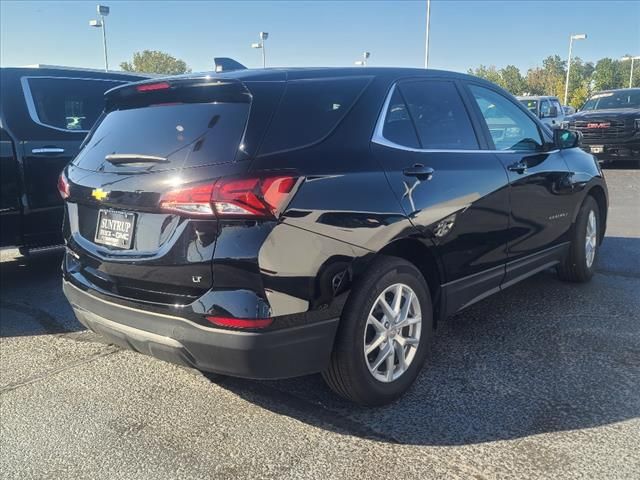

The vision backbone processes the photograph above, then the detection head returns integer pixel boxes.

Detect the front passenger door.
[466,84,575,287]
[372,79,511,314]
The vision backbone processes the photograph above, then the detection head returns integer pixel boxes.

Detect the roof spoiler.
[214,58,247,73]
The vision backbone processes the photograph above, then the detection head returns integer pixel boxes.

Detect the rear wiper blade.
[105,154,168,164]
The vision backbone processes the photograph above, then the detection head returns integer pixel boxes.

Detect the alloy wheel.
[585,210,597,268]
[363,283,422,383]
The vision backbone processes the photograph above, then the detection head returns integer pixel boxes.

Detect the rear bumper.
[63,280,339,379]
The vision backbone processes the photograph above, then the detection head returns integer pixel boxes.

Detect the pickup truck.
[563,88,640,165]
[517,95,565,130]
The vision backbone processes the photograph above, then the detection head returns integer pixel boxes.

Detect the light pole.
[621,55,640,88]
[89,5,110,71]
[251,32,269,68]
[354,52,371,67]
[564,33,586,105]
[424,0,431,68]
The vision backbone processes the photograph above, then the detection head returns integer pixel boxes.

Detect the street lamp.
[355,52,370,67]
[251,32,269,68]
[424,0,431,68]
[89,4,110,71]
[564,33,587,105]
[621,55,640,88]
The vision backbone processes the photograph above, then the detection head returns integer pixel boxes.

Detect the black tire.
[322,256,433,406]
[557,195,600,283]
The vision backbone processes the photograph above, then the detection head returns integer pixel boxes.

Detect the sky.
[1,0,638,74]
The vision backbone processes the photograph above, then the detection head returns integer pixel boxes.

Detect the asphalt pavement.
[1,167,639,480]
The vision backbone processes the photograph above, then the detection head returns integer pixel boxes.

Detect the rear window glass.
[23,77,125,131]
[73,102,250,172]
[398,80,479,150]
[259,77,371,155]
[382,88,420,148]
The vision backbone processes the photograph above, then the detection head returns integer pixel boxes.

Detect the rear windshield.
[258,76,371,155]
[23,77,125,131]
[73,102,250,172]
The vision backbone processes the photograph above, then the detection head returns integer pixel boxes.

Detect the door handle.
[31,147,65,155]
[403,164,434,181]
[507,161,527,174]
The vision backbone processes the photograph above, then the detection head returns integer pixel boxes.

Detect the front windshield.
[581,90,640,110]
[519,99,538,114]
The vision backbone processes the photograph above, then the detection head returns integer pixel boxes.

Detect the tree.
[524,67,547,95]
[618,55,640,88]
[592,58,624,91]
[468,65,501,85]
[568,81,591,109]
[121,50,191,75]
[498,65,526,95]
[524,55,567,98]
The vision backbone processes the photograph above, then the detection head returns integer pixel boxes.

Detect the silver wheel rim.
[585,210,597,268]
[363,283,422,383]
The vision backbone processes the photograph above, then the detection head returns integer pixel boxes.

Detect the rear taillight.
[58,172,70,199]
[205,316,273,329]
[160,175,298,218]
[159,184,215,216]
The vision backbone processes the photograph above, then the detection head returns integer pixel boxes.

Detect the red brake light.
[213,176,297,217]
[159,175,298,218]
[159,183,215,215]
[136,82,171,92]
[206,316,273,329]
[58,172,70,199]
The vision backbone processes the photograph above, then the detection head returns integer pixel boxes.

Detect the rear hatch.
[64,75,281,305]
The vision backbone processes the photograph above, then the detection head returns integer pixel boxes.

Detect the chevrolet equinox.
[60,68,608,405]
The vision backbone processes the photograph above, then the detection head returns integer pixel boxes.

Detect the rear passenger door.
[372,78,511,314]
[18,76,125,246]
[0,128,21,246]
[465,83,575,287]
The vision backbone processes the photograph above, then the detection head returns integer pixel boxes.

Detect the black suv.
[61,68,608,405]
[0,66,147,253]
[564,88,640,164]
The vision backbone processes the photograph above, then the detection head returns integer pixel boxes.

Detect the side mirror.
[554,128,581,149]
[549,106,558,117]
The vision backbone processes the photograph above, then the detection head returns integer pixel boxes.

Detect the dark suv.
[61,68,608,405]
[564,88,640,164]
[0,66,147,253]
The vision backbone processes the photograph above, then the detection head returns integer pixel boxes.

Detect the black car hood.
[568,108,640,121]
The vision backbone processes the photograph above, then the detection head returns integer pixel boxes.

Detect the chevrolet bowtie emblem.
[92,188,109,201]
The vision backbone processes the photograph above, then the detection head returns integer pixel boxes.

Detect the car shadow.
[208,236,640,446]
[0,249,83,337]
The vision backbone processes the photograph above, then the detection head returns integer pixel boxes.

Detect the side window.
[381,88,420,148]
[540,99,551,117]
[469,85,543,152]
[23,77,124,131]
[397,80,479,149]
[552,100,563,117]
[259,77,371,155]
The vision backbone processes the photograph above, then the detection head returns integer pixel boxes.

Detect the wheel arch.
[374,237,446,327]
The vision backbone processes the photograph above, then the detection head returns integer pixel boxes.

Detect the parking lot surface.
[1,167,639,480]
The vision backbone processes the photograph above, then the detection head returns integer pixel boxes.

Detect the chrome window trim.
[371,82,558,155]
[20,76,126,133]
